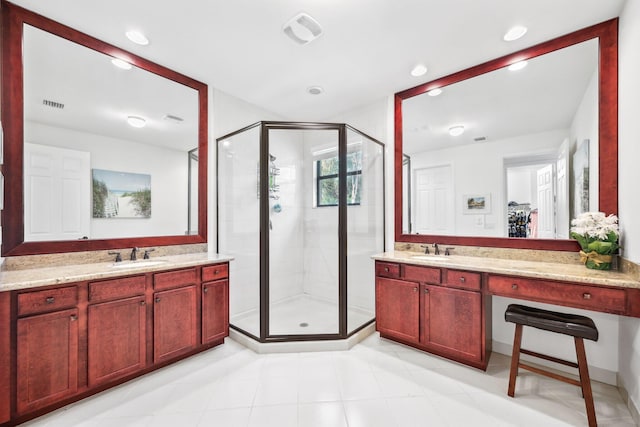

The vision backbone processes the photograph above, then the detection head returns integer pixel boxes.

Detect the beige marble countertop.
[373,251,640,289]
[0,252,234,292]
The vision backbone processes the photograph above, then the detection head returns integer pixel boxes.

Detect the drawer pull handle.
[140,301,146,306]
[511,284,518,290]
[155,297,161,303]
[214,270,219,274]
[70,314,77,321]
[45,296,55,304]
[583,293,592,300]
[459,277,466,283]
[203,287,209,293]
[384,267,390,272]
[413,287,418,292]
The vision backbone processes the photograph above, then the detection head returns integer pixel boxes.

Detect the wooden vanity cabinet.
[375,261,489,370]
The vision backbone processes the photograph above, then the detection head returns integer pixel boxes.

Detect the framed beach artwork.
[463,193,491,214]
[92,169,151,218]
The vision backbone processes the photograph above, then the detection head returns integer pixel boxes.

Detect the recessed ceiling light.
[127,115,146,128]
[125,30,149,46]
[307,86,324,95]
[508,60,528,71]
[427,88,442,97]
[111,58,132,70]
[448,125,465,136]
[283,13,323,45]
[503,25,528,42]
[411,64,428,77]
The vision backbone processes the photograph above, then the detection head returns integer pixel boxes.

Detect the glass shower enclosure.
[217,122,385,342]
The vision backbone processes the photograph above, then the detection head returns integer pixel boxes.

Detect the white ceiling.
[10,0,626,123]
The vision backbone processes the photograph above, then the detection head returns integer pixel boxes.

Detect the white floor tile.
[298,402,348,427]
[247,404,297,427]
[343,399,396,427]
[253,376,299,406]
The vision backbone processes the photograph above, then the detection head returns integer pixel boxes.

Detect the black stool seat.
[505,304,598,341]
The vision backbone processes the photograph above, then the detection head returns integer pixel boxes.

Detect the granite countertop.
[0,252,234,292]
[373,251,640,289]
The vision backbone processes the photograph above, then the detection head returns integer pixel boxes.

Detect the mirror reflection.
[402,38,599,239]
[22,24,199,241]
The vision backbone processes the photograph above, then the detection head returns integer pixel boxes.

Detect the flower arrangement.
[570,212,620,270]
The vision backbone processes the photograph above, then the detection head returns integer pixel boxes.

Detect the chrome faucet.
[130,247,139,261]
[143,248,155,259]
[420,244,430,254]
[433,243,440,255]
[108,251,122,262]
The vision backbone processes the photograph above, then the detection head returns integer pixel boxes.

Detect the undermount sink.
[110,260,169,269]
[409,255,450,261]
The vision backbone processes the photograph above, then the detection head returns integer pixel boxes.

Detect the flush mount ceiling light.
[125,30,149,46]
[307,86,324,95]
[503,25,528,42]
[448,125,465,136]
[427,88,442,97]
[411,64,428,77]
[127,115,146,128]
[283,12,323,45]
[508,60,528,71]
[111,58,132,70]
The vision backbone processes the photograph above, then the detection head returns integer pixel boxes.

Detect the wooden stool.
[505,304,599,427]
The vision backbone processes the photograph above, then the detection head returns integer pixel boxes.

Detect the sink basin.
[409,255,450,262]
[110,260,168,269]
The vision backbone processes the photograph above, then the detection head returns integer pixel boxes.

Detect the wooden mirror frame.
[1,1,208,256]
[394,19,618,251]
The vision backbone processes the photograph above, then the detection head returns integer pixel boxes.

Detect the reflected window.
[316,151,362,207]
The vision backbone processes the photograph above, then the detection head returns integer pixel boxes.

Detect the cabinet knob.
[214,270,219,275]
[70,314,77,321]
[583,293,592,300]
[413,287,418,292]
[459,277,466,283]
[511,284,518,290]
[424,289,429,294]
[203,287,209,293]
[384,267,389,272]
[155,297,161,303]
[140,301,146,306]
[45,296,55,304]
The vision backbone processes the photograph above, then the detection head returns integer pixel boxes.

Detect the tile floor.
[22,333,635,427]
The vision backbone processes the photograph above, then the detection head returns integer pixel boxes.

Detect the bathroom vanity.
[374,253,640,370]
[0,254,231,426]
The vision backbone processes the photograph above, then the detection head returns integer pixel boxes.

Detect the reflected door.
[413,165,454,235]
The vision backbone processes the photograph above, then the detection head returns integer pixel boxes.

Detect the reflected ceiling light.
[508,60,528,71]
[427,88,442,97]
[111,58,132,70]
[125,30,149,46]
[411,64,428,77]
[307,86,324,95]
[127,115,146,128]
[503,25,528,42]
[448,125,465,136]
[283,13,323,45]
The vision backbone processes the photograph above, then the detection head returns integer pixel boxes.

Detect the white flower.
[570,212,619,239]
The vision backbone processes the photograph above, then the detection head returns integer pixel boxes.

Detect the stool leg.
[575,338,597,427]
[508,323,523,397]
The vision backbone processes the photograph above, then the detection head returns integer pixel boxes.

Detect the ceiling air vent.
[474,136,487,142]
[163,114,184,124]
[283,13,323,45]
[43,99,64,109]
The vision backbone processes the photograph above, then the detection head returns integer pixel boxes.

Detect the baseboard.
[617,373,640,426]
[492,340,617,386]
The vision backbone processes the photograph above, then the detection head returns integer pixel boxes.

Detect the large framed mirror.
[395,19,617,251]
[1,1,208,256]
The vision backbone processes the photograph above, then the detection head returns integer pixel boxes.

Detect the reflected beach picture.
[92,169,151,218]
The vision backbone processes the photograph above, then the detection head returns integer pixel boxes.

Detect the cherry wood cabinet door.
[88,296,146,387]
[17,308,78,414]
[423,285,482,361]
[375,277,420,343]
[153,285,197,363]
[202,280,229,344]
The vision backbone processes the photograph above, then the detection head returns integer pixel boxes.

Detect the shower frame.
[216,121,385,343]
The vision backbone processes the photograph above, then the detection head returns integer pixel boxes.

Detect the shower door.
[265,125,342,337]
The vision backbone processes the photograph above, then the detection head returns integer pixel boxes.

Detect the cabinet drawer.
[154,268,198,291]
[17,286,78,316]
[403,264,441,284]
[376,262,400,278]
[89,276,146,303]
[444,270,481,291]
[202,263,229,282]
[487,275,627,313]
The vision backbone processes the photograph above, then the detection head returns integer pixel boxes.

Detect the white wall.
[618,0,640,416]
[26,121,188,238]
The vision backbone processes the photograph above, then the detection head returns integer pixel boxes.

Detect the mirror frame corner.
[1,1,209,256]
[394,18,618,251]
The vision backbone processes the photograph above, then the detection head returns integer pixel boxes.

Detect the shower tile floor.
[231,295,373,336]
[22,333,634,427]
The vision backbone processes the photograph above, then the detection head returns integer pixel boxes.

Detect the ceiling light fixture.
[127,115,146,128]
[427,88,442,97]
[448,125,465,136]
[508,60,528,71]
[307,86,324,95]
[111,58,132,70]
[503,25,528,42]
[125,30,149,46]
[411,64,427,77]
[283,13,323,45]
